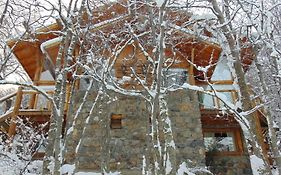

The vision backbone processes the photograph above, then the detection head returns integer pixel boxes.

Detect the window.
[110,114,122,129]
[204,132,236,152]
[203,128,243,155]
[199,93,215,109]
[199,90,237,109]
[164,68,188,87]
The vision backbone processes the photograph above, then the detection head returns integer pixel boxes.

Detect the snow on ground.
[176,162,211,175]
[0,157,122,175]
[0,155,42,175]
[0,154,24,175]
[177,162,196,175]
[76,172,120,175]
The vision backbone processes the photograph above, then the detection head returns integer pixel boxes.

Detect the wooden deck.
[0,87,53,136]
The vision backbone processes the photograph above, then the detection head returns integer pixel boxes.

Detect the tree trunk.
[210,0,272,174]
[42,35,66,175]
[255,58,281,175]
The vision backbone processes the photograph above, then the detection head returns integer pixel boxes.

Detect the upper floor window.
[211,57,232,81]
[199,90,237,109]
[40,70,54,81]
[164,68,188,87]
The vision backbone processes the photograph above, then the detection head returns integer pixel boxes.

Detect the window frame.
[110,114,123,129]
[199,90,237,109]
[203,127,244,156]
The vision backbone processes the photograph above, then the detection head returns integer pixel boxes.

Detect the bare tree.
[1,0,281,174]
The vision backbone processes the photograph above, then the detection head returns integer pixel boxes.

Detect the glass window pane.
[36,94,48,110]
[218,92,233,107]
[204,132,236,152]
[200,93,215,109]
[211,58,232,81]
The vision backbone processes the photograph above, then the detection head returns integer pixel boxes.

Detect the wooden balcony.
[0,87,54,137]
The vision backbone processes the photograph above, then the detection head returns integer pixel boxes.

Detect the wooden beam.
[34,52,43,82]
[29,51,42,108]
[0,92,17,103]
[33,80,55,86]
[195,80,234,86]
[18,109,51,116]
[22,90,54,94]
[0,111,13,122]
[254,111,270,164]
[8,87,23,137]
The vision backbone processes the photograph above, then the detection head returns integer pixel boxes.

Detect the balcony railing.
[0,91,17,116]
[0,87,54,136]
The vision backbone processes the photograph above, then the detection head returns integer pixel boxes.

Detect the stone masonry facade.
[64,87,253,175]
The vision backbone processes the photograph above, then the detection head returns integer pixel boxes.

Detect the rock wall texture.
[206,155,252,175]
[63,88,252,175]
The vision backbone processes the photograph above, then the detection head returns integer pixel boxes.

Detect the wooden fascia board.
[35,23,61,33]
[18,109,51,116]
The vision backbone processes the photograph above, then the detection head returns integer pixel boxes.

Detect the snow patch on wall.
[177,162,195,175]
[165,154,172,174]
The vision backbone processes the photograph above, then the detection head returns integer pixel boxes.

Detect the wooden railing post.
[8,87,23,137]
[28,94,37,109]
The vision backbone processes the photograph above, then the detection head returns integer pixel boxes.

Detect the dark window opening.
[110,114,122,129]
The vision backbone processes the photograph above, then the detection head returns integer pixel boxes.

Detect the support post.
[8,87,23,137]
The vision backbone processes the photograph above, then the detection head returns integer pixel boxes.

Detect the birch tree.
[246,0,281,172]
[200,0,281,174]
[42,0,202,174]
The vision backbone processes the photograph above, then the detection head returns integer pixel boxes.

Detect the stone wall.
[206,155,252,175]
[63,88,254,175]
[64,88,207,174]
[167,90,206,167]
